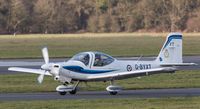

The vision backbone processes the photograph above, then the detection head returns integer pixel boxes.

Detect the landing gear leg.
[110,80,114,85]
[69,81,80,95]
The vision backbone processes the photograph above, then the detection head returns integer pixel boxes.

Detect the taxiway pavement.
[0,88,200,101]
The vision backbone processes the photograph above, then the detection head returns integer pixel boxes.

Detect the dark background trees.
[0,0,200,34]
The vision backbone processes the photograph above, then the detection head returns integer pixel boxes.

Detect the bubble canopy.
[70,52,115,66]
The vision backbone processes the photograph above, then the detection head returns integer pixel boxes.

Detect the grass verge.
[0,33,199,58]
[1,97,200,109]
[1,70,200,93]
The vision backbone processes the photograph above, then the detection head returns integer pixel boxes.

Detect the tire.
[109,91,118,95]
[59,91,67,95]
[69,89,77,95]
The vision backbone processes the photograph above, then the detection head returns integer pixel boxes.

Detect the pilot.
[94,54,103,66]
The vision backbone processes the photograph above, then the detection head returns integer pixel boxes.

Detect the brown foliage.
[0,0,200,34]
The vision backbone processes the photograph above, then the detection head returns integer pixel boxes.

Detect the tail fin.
[156,32,183,64]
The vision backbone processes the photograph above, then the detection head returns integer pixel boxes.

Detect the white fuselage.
[57,57,161,81]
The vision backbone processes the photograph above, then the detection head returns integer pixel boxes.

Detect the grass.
[0,33,199,58]
[1,97,200,109]
[1,70,200,93]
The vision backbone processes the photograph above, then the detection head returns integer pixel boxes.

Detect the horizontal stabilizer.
[160,63,197,66]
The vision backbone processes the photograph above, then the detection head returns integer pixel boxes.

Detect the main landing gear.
[106,80,122,95]
[57,80,122,95]
[56,81,80,95]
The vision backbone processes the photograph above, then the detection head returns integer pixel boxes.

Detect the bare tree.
[9,0,27,35]
[0,0,199,33]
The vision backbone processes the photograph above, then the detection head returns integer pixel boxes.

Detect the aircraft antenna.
[136,54,143,63]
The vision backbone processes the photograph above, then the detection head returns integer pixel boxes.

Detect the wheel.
[109,91,118,95]
[69,89,77,95]
[58,91,67,95]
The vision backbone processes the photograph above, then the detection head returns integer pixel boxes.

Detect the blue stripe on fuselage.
[163,35,182,50]
[63,66,116,74]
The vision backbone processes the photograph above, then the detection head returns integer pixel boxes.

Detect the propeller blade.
[37,72,45,84]
[42,47,49,64]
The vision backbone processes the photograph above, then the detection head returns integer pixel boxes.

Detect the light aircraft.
[8,32,197,95]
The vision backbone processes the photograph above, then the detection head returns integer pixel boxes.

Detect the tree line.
[0,0,200,34]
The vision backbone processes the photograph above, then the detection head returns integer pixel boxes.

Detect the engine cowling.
[50,64,60,76]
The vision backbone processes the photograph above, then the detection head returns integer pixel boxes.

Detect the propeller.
[38,47,50,84]
[37,47,60,84]
[8,47,61,84]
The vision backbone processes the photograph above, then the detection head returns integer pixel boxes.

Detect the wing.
[87,67,176,80]
[8,67,52,76]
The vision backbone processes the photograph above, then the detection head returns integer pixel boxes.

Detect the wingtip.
[193,63,198,66]
[8,67,14,71]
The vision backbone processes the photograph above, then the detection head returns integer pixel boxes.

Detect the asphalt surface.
[1,88,200,101]
[0,56,199,74]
